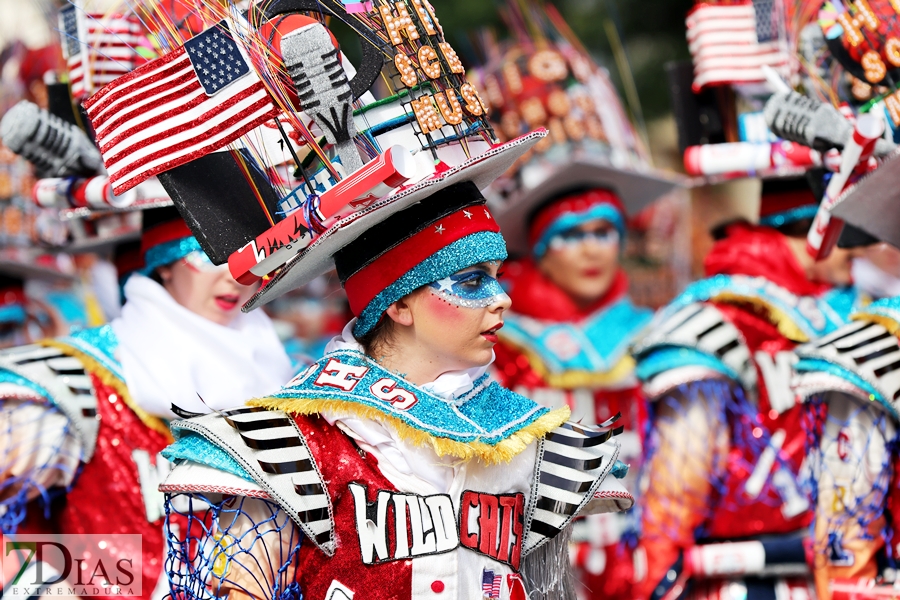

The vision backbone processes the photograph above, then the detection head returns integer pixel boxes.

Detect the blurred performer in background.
[790,113,900,599]
[469,3,681,597]
[632,174,871,600]
[0,206,292,599]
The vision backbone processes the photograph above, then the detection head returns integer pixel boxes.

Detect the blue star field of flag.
[184,22,250,96]
[60,6,81,58]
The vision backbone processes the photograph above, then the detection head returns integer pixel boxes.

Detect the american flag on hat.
[84,18,279,195]
[59,5,147,100]
[686,0,790,92]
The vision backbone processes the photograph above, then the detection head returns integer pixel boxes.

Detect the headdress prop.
[672,0,899,184]
[157,150,282,266]
[803,1,900,250]
[804,113,883,259]
[0,101,103,179]
[106,0,543,310]
[58,6,149,101]
[829,147,900,248]
[82,18,282,196]
[467,1,683,256]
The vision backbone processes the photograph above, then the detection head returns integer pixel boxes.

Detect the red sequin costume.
[0,326,172,600]
[632,223,863,600]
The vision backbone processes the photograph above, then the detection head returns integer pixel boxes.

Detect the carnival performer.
[0,206,293,600]
[161,179,635,600]
[106,0,645,594]
[632,175,868,600]
[788,130,900,600]
[466,5,682,596]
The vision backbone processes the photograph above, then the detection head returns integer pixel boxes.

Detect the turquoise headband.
[353,231,508,338]
[532,204,626,258]
[758,205,819,228]
[140,236,205,276]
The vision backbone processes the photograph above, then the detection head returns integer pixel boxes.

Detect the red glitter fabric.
[19,374,172,600]
[140,218,193,258]
[704,222,831,297]
[344,205,500,317]
[292,414,413,600]
[500,259,629,323]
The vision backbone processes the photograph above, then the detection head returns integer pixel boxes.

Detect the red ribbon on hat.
[344,206,501,317]
[140,219,194,258]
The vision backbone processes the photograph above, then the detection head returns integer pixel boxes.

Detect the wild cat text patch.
[349,484,525,570]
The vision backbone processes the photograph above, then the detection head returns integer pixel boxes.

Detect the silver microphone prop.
[280,23,364,175]
[764,91,895,157]
[0,100,104,177]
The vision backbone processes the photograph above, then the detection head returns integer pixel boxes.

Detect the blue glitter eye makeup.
[549,227,620,250]
[182,250,229,274]
[429,270,510,309]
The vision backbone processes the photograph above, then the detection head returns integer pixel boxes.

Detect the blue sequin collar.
[500,296,652,379]
[260,349,556,447]
[663,274,862,340]
[54,324,124,382]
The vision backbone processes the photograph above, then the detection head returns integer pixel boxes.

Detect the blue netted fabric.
[0,400,79,534]
[801,392,899,570]
[165,492,304,600]
[637,379,807,543]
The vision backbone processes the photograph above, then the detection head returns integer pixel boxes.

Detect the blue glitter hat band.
[140,236,205,276]
[533,204,625,258]
[758,204,819,228]
[0,304,26,325]
[353,231,508,337]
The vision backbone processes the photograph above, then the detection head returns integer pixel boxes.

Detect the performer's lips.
[583,267,602,276]
[214,294,240,311]
[481,323,503,343]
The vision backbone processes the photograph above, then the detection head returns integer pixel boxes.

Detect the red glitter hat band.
[758,188,818,219]
[140,219,194,258]
[344,205,501,317]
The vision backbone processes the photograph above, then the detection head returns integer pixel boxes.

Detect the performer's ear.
[385,297,414,328]
[157,265,173,283]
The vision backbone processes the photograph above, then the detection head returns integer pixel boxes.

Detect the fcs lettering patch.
[459,491,525,570]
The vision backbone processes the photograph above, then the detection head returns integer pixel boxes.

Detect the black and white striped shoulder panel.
[634,302,756,390]
[522,417,622,555]
[796,319,900,409]
[0,344,99,461]
[172,407,336,556]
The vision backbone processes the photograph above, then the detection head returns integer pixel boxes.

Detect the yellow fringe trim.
[853,313,900,336]
[711,292,810,343]
[38,339,173,440]
[500,339,636,390]
[247,396,571,465]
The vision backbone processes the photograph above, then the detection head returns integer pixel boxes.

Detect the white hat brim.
[493,159,685,256]
[243,129,547,311]
[0,251,76,282]
[831,148,900,249]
